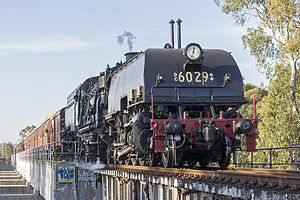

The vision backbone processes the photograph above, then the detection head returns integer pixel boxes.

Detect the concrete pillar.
[166,187,175,200]
[141,181,151,200]
[150,183,156,200]
[133,180,138,200]
[114,178,118,200]
[140,182,143,199]
[126,181,131,200]
[106,175,111,200]
[98,175,105,200]
[116,178,119,200]
[158,184,165,200]
[120,179,125,200]
[129,181,134,200]
[148,183,154,200]
[120,178,126,200]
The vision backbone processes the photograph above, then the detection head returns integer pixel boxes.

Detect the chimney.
[169,19,175,48]
[176,19,182,49]
[125,52,139,62]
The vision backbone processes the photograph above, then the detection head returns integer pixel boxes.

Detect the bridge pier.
[98,174,236,200]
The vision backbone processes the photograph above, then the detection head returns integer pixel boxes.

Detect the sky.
[0,0,267,143]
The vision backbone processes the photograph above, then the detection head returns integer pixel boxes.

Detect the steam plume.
[117,31,136,52]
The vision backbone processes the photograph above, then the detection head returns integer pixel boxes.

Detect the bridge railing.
[14,141,80,164]
[14,142,300,170]
[232,145,300,170]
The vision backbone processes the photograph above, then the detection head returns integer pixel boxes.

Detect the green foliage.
[235,77,300,169]
[256,68,300,169]
[239,83,268,119]
[214,0,300,114]
[234,78,300,169]
[258,68,300,148]
[215,0,300,169]
[214,0,299,63]
[241,27,279,77]
[19,125,36,141]
[0,142,13,158]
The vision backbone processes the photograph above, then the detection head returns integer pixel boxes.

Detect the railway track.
[100,165,300,191]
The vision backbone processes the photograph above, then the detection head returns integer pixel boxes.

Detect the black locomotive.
[63,20,257,168]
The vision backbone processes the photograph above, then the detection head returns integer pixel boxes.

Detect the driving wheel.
[161,137,175,168]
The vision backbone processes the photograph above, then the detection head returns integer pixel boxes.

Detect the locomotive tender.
[18,20,257,168]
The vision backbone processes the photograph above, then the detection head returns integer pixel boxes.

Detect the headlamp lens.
[174,134,181,142]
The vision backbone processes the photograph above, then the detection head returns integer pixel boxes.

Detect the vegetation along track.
[101,165,300,191]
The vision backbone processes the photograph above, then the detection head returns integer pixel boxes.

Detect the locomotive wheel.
[161,138,175,168]
[113,150,118,164]
[131,158,137,166]
[106,146,111,164]
[188,161,197,167]
[177,160,185,168]
[218,136,232,169]
[199,160,209,168]
[113,157,117,165]
[125,159,131,165]
[138,158,145,166]
[149,153,159,167]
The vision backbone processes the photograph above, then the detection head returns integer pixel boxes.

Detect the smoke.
[117,31,136,52]
[76,158,106,170]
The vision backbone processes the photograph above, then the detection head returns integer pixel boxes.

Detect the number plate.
[173,71,214,83]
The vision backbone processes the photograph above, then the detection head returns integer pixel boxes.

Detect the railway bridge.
[7,147,300,200]
[95,165,300,200]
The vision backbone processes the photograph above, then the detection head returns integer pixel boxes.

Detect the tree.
[19,125,36,141]
[214,0,300,115]
[0,142,13,158]
[256,67,300,168]
[239,83,268,119]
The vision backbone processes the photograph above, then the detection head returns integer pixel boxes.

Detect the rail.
[96,164,300,191]
[232,145,300,170]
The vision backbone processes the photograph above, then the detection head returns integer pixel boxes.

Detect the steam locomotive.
[17,20,257,168]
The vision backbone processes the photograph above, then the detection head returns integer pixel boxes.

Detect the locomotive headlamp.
[184,43,203,62]
[234,119,253,134]
[164,120,182,135]
[235,133,241,141]
[174,134,181,142]
[242,120,251,130]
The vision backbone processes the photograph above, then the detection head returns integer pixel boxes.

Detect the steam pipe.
[169,19,175,48]
[176,19,182,49]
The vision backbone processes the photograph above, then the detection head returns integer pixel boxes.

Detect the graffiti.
[57,166,75,183]
[78,170,94,181]
[78,169,96,189]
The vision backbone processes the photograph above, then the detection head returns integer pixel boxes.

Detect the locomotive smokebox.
[125,52,139,62]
